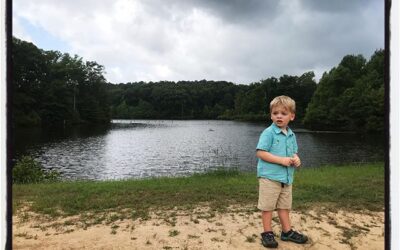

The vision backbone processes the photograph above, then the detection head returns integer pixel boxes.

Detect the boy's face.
[270,105,295,129]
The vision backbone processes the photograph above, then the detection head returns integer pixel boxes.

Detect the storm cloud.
[13,0,384,84]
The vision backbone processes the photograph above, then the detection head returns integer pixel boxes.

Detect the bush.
[12,156,60,184]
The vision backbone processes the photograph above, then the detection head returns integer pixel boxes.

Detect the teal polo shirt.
[256,123,298,184]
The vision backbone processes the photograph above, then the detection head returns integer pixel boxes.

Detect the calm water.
[13,120,384,180]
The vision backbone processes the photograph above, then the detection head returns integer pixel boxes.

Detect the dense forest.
[303,50,384,132]
[108,72,316,122]
[12,37,384,132]
[12,37,111,126]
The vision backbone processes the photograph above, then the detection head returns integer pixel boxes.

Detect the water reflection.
[13,120,384,180]
[14,124,111,158]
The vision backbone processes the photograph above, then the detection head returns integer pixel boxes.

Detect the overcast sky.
[13,0,384,84]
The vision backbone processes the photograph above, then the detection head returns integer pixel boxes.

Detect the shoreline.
[12,163,385,249]
[13,163,385,217]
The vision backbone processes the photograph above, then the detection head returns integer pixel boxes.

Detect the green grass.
[13,163,384,220]
[294,163,384,211]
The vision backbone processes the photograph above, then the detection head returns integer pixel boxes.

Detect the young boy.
[256,95,308,248]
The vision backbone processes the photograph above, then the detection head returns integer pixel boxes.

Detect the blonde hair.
[270,95,296,113]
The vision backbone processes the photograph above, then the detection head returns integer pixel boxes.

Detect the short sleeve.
[293,134,298,154]
[256,129,273,152]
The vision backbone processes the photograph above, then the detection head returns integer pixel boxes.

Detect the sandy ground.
[13,206,384,250]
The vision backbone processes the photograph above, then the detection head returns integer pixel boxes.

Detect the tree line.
[108,72,317,123]
[12,37,384,132]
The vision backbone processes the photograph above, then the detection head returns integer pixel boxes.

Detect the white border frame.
[390,0,399,248]
[0,0,397,248]
[0,0,7,247]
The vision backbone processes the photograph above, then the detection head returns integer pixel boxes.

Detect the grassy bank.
[13,163,384,221]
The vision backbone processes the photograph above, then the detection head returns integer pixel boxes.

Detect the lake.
[13,120,384,180]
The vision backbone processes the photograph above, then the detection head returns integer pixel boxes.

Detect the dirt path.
[13,206,384,249]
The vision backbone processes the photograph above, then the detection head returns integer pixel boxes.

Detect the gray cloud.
[186,0,281,24]
[13,0,384,84]
[300,0,373,13]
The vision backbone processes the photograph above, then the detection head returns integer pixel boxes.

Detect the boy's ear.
[290,113,295,121]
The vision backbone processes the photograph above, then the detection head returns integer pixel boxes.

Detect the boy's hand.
[281,157,293,167]
[291,155,301,168]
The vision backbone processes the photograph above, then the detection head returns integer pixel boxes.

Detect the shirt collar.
[271,122,294,136]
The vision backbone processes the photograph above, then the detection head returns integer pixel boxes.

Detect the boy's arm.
[256,150,293,167]
[292,135,301,167]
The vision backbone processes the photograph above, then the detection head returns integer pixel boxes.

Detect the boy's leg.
[258,178,281,231]
[260,210,278,248]
[258,178,281,248]
[276,186,308,244]
[261,210,274,232]
[277,209,291,232]
[276,183,292,232]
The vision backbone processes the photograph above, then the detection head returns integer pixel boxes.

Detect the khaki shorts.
[257,178,292,211]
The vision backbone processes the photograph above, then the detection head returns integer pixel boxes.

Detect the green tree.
[12,37,111,126]
[303,51,383,132]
